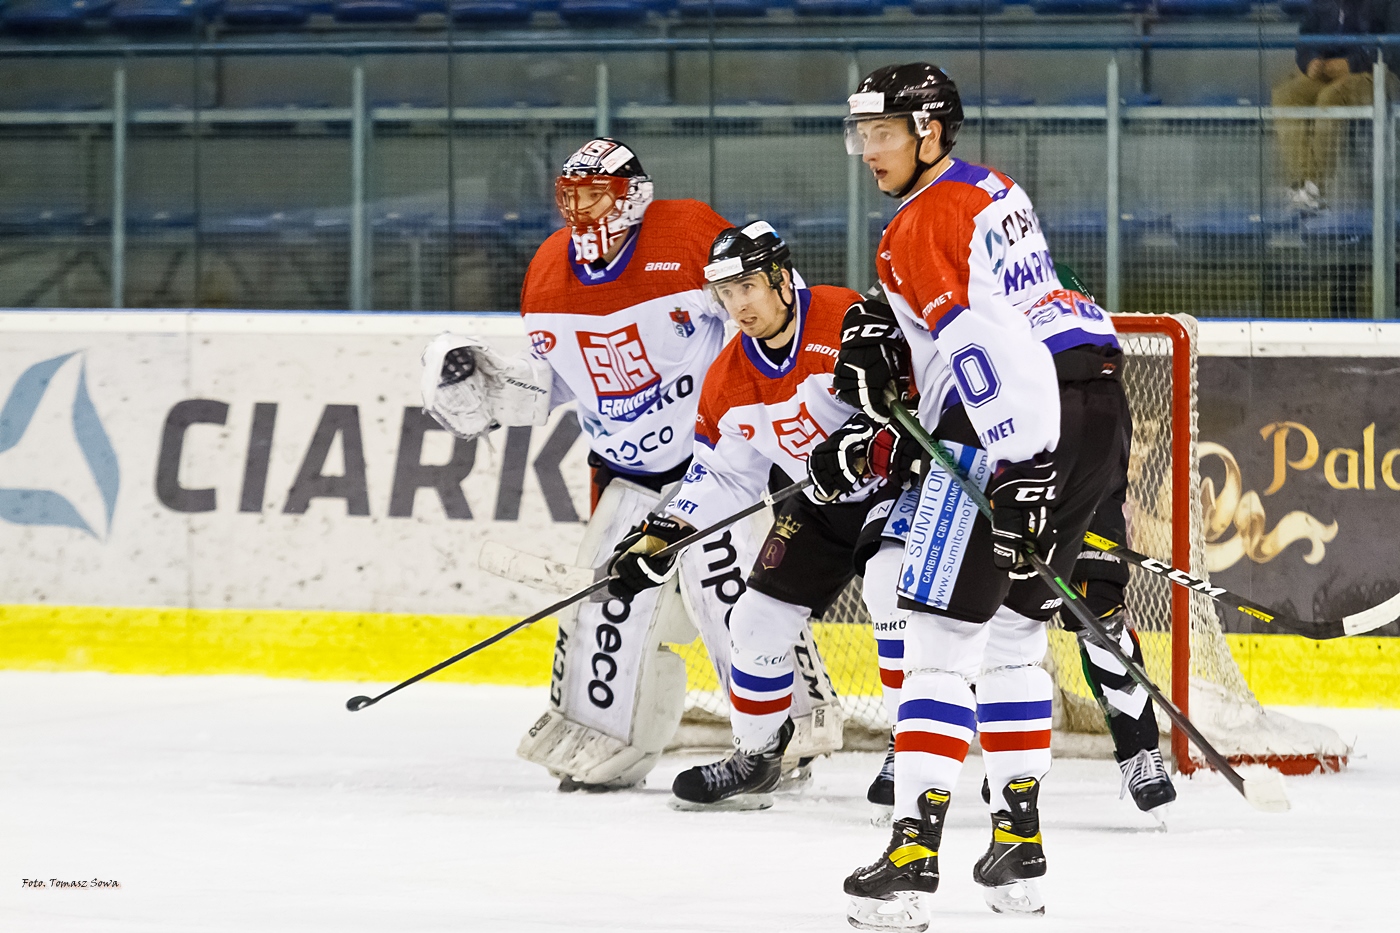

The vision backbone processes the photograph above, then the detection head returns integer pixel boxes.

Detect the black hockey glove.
[833,299,909,423]
[986,453,1058,580]
[807,413,877,502]
[868,419,929,489]
[606,516,690,599]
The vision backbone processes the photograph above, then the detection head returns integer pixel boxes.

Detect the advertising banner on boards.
[1198,352,1400,637]
[0,312,590,618]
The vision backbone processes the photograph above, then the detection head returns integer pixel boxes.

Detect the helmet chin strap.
[886,132,951,200]
[756,283,797,342]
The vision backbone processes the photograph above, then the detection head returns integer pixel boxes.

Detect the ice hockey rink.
[2,671,1392,933]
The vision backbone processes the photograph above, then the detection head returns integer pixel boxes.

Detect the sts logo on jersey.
[772,402,827,461]
[670,308,695,338]
[577,324,662,422]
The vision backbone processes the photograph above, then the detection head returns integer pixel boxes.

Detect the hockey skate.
[973,777,1047,916]
[867,730,895,825]
[844,788,949,932]
[670,719,793,811]
[1119,748,1176,824]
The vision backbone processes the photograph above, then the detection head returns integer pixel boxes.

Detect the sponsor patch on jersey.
[772,402,828,461]
[529,330,556,355]
[670,307,695,337]
[577,324,662,422]
[646,261,681,272]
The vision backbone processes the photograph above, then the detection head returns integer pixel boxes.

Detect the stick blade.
[1242,771,1291,812]
[1342,590,1400,636]
[479,541,593,595]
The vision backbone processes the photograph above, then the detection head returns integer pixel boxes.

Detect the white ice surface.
[2,672,1394,933]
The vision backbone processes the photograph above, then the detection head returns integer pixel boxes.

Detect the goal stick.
[345,477,813,713]
[886,394,1289,812]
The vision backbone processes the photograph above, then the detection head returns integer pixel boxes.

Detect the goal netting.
[672,314,1351,774]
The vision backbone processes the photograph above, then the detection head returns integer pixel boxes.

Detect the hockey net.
[673,313,1351,774]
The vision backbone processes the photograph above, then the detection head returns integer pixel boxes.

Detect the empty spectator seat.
[1029,0,1144,12]
[793,0,882,13]
[677,0,768,15]
[451,0,532,21]
[1157,0,1251,15]
[221,0,312,25]
[332,0,419,21]
[910,0,1004,12]
[2,0,112,31]
[557,0,648,23]
[109,0,221,30]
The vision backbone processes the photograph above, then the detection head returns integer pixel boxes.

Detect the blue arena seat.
[963,93,1035,106]
[110,0,224,29]
[1156,0,1251,15]
[910,0,1004,13]
[677,0,768,15]
[332,0,419,21]
[557,0,648,23]
[1,0,112,31]
[451,0,532,22]
[793,0,882,13]
[1277,0,1307,15]
[1028,0,1144,12]
[221,0,311,24]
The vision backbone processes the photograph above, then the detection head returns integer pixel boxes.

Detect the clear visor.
[843,113,931,156]
[555,175,629,227]
[706,270,774,310]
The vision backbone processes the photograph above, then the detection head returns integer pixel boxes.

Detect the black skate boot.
[973,777,1047,915]
[867,730,896,815]
[1119,747,1176,822]
[843,788,950,932]
[670,718,793,811]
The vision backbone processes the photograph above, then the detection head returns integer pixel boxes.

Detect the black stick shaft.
[887,399,1251,798]
[348,478,812,711]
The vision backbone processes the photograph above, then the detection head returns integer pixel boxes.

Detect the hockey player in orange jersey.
[607,222,915,809]
[420,139,844,792]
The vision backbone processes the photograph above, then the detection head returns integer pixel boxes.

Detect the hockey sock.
[727,589,809,753]
[893,613,987,822]
[863,544,909,724]
[1077,619,1160,762]
[978,607,1053,804]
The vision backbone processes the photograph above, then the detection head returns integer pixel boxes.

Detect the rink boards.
[0,311,1396,708]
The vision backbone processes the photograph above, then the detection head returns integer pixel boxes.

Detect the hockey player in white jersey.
[607,222,914,809]
[420,138,842,792]
[822,63,1134,924]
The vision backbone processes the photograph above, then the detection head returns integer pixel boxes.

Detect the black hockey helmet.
[846,63,964,197]
[703,221,793,293]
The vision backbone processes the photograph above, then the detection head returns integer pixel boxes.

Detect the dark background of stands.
[1,1,1397,317]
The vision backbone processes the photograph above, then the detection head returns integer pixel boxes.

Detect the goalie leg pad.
[523,478,688,787]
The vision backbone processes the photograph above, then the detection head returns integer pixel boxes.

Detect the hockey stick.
[345,477,813,713]
[479,541,594,595]
[885,393,1289,812]
[1078,534,1399,640]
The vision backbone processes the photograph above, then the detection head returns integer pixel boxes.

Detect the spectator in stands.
[1272,0,1400,211]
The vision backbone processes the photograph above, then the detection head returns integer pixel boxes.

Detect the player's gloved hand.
[833,299,909,423]
[986,453,1058,579]
[807,413,877,502]
[606,516,691,599]
[868,418,928,489]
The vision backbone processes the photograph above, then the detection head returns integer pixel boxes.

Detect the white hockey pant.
[894,605,1052,822]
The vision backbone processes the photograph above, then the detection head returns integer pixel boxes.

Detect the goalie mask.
[845,63,964,198]
[556,137,655,265]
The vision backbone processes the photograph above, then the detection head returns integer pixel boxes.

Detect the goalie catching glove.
[420,333,552,441]
[987,452,1058,579]
[832,298,908,423]
[607,516,691,599]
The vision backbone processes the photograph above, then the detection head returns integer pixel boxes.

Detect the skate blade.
[668,793,773,812]
[870,804,893,828]
[983,880,1045,916]
[1147,802,1172,830]
[847,893,928,932]
[777,765,813,792]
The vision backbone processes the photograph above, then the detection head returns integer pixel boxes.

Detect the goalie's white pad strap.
[420,332,551,441]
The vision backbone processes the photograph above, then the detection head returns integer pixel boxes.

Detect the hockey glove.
[807,413,877,502]
[606,516,691,600]
[986,453,1059,580]
[868,419,929,489]
[833,299,909,423]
